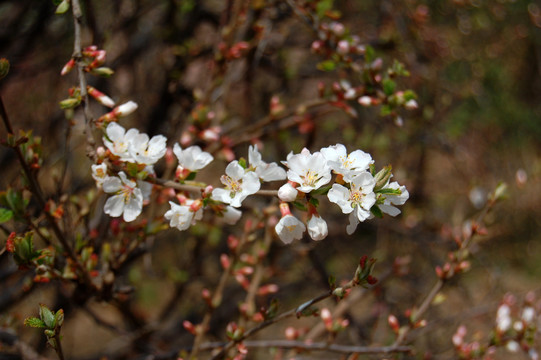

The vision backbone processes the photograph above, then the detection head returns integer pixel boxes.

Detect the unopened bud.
[278,183,298,202]
[220,254,230,270]
[358,96,372,107]
[60,58,75,76]
[388,314,400,333]
[91,67,114,77]
[87,86,115,108]
[337,40,350,55]
[59,97,81,109]
[113,101,138,117]
[183,320,196,335]
[257,284,279,295]
[405,99,418,110]
[285,326,298,340]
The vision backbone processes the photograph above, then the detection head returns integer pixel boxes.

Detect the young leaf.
[55,0,70,14]
[24,317,46,328]
[0,208,13,223]
[39,304,56,329]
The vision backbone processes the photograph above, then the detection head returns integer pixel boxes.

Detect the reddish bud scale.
[61,58,76,76]
[366,275,378,285]
[227,235,239,251]
[6,232,16,252]
[359,255,368,270]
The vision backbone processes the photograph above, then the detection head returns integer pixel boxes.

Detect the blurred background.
[1,0,540,359]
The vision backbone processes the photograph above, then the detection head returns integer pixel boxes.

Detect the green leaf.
[364,45,375,63]
[24,317,46,328]
[39,304,56,329]
[403,90,417,101]
[310,185,332,196]
[379,104,392,117]
[382,78,396,96]
[370,205,383,218]
[55,0,70,14]
[185,172,196,181]
[291,201,307,212]
[317,60,336,72]
[55,309,64,328]
[316,0,334,18]
[238,157,247,169]
[376,188,402,196]
[0,208,13,223]
[308,197,319,207]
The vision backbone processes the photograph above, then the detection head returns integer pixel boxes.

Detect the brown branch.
[391,197,499,347]
[194,339,411,355]
[210,290,333,359]
[71,0,97,162]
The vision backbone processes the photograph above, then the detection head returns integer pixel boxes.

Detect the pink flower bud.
[388,314,400,333]
[180,131,192,146]
[61,58,76,76]
[87,86,115,108]
[257,284,279,295]
[220,254,230,269]
[183,320,196,335]
[321,308,333,330]
[337,40,350,55]
[285,326,298,340]
[200,127,220,142]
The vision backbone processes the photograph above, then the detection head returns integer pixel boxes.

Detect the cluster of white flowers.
[274,144,409,242]
[92,118,409,244]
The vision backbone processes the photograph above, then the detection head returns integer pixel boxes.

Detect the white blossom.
[522,306,535,323]
[164,200,203,231]
[222,206,242,225]
[103,172,143,222]
[283,148,331,193]
[129,132,167,165]
[496,304,512,333]
[248,145,286,182]
[91,163,108,187]
[320,143,373,181]
[278,183,298,202]
[506,340,520,353]
[378,181,409,216]
[212,161,260,207]
[173,143,214,172]
[346,212,360,235]
[103,122,139,162]
[307,215,328,241]
[275,215,306,244]
[327,172,376,223]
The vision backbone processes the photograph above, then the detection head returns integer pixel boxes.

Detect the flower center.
[121,185,135,204]
[286,224,297,232]
[221,175,242,196]
[302,170,319,187]
[349,184,364,207]
[340,155,353,169]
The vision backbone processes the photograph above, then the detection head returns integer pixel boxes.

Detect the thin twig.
[0,95,93,289]
[71,0,97,162]
[189,229,249,359]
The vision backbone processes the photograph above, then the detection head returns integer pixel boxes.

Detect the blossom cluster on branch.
[90,118,409,244]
